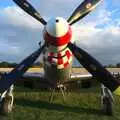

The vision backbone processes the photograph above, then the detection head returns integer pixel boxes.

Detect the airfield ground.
[1,67,120,74]
[0,87,120,120]
[0,68,120,120]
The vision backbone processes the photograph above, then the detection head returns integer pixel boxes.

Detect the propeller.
[0,44,45,93]
[68,0,102,25]
[13,0,47,25]
[68,43,120,96]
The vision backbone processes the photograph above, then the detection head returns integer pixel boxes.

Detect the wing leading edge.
[70,73,92,79]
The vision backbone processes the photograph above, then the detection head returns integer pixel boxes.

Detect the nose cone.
[43,17,72,46]
[46,17,69,37]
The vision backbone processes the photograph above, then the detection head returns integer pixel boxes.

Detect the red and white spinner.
[43,17,73,69]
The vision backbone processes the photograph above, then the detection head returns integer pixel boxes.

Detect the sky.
[0,0,120,66]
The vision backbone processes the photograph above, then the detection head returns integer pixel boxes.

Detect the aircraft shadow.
[15,98,102,115]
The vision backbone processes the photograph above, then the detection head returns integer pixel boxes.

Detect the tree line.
[0,61,43,68]
[1,61,120,68]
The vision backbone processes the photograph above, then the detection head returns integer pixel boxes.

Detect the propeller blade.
[68,0,102,25]
[0,44,45,93]
[13,0,47,25]
[68,43,120,96]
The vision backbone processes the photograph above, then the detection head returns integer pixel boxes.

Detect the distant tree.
[10,62,18,67]
[0,62,10,68]
[0,61,17,68]
[106,64,115,68]
[116,63,120,68]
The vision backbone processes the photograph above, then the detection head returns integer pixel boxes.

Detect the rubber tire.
[102,97,113,116]
[0,96,13,115]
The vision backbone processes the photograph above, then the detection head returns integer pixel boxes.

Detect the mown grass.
[0,86,120,120]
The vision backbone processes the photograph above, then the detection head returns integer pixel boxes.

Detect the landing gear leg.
[49,88,55,103]
[0,85,14,115]
[49,85,66,103]
[58,84,66,102]
[101,84,113,115]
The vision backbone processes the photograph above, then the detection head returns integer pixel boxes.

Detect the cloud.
[0,5,43,62]
[72,6,120,65]
[1,6,42,29]
[29,0,83,19]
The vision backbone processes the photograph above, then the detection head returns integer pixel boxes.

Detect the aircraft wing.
[0,71,44,78]
[70,73,92,79]
[1,70,120,79]
[23,72,93,88]
[62,73,93,89]
[23,72,44,78]
[20,72,53,89]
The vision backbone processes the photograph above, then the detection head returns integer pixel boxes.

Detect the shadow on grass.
[0,115,10,120]
[15,98,102,115]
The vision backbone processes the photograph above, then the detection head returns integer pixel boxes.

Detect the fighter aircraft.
[0,0,120,116]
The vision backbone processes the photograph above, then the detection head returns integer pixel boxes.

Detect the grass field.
[0,68,120,120]
[0,86,120,120]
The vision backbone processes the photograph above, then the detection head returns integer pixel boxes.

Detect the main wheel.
[0,96,13,115]
[102,96,113,116]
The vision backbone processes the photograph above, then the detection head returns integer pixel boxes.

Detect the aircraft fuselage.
[42,17,73,87]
